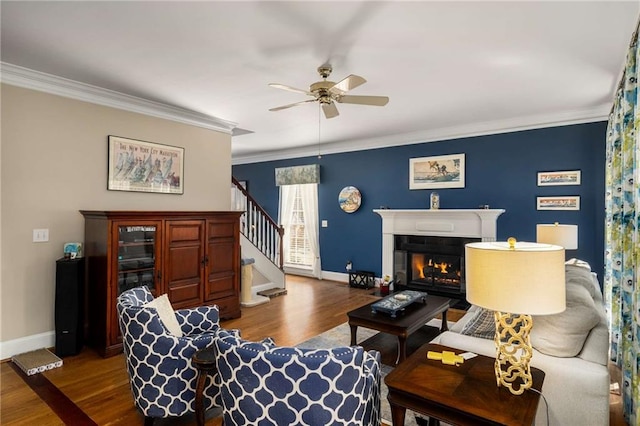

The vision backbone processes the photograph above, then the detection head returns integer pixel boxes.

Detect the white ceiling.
[2,1,638,164]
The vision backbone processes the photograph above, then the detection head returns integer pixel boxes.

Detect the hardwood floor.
[0,276,628,425]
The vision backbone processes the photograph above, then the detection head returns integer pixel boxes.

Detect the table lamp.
[536,223,578,249]
[465,238,565,395]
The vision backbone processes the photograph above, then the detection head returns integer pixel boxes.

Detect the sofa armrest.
[578,320,610,366]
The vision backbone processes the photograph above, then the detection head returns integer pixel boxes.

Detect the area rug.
[296,321,445,426]
[12,348,63,376]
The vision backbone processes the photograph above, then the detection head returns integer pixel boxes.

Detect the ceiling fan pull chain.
[318,102,322,159]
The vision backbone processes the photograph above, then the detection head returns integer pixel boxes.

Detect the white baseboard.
[241,295,270,307]
[252,282,280,293]
[320,271,349,283]
[0,331,55,360]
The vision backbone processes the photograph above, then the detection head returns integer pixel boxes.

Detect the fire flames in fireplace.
[411,254,461,286]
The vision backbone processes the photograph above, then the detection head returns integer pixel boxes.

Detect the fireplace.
[374,209,505,308]
[393,235,480,304]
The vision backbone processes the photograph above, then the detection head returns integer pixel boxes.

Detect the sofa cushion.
[144,294,183,337]
[460,306,495,339]
[531,280,600,357]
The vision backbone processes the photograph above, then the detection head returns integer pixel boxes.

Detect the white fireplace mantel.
[373,208,505,278]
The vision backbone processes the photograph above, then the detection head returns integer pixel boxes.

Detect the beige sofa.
[431,260,610,426]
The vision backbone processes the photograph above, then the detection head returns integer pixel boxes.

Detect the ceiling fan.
[268,65,389,119]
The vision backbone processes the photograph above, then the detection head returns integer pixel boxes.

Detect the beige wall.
[1,84,232,349]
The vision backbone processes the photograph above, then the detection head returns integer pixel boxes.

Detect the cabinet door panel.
[165,220,204,308]
[110,220,162,352]
[204,220,239,306]
[206,240,235,299]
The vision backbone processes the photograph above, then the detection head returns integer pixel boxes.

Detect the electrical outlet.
[321,220,328,228]
[33,228,49,242]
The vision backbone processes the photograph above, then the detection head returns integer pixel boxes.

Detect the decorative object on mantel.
[409,153,465,190]
[107,135,184,194]
[537,170,581,186]
[338,186,362,213]
[465,237,565,395]
[536,196,580,211]
[430,192,439,209]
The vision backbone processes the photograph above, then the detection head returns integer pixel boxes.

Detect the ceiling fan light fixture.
[269,64,389,118]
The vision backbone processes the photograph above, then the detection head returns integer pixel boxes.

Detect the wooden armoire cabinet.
[80,211,242,357]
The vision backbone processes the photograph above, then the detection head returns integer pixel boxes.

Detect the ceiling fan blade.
[322,101,339,119]
[329,74,366,95]
[268,83,312,96]
[337,95,389,106]
[269,99,316,112]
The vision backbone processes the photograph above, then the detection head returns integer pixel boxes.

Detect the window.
[279,184,320,276]
[286,185,314,267]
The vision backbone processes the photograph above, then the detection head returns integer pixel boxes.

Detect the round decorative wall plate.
[338,186,362,213]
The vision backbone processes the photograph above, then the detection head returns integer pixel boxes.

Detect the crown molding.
[231,106,609,165]
[1,62,237,134]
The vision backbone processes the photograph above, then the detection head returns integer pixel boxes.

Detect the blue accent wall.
[233,122,607,281]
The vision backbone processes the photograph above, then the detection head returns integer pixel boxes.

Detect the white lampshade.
[536,223,578,250]
[465,240,566,315]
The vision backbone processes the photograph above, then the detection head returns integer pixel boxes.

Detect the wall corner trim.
[1,62,238,134]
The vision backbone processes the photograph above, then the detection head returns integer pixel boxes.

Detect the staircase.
[232,177,286,306]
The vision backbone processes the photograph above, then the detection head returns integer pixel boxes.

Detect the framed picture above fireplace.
[409,153,465,190]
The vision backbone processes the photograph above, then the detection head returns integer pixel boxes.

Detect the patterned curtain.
[605,22,640,425]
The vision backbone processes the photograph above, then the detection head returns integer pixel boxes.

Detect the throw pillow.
[460,306,495,340]
[531,281,600,357]
[144,294,183,337]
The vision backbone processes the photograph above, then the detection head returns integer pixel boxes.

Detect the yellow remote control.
[427,350,464,366]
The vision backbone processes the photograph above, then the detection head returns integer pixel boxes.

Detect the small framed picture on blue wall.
[537,170,581,186]
[536,196,580,211]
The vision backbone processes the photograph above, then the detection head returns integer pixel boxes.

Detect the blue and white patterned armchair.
[213,329,382,426]
[116,286,222,425]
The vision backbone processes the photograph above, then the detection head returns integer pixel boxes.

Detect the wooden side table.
[385,343,545,426]
[192,347,217,426]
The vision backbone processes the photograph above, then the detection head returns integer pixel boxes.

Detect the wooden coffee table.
[348,295,450,364]
[385,343,545,425]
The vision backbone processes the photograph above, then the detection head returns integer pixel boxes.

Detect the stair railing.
[232,177,284,270]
